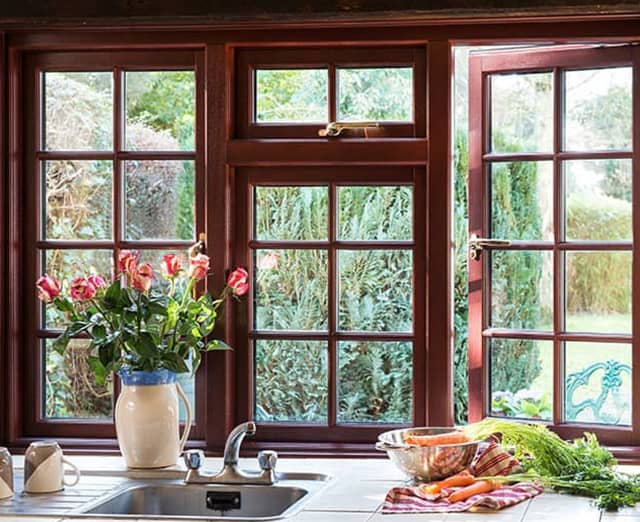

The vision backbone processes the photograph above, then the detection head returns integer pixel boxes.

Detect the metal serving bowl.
[376,427,480,483]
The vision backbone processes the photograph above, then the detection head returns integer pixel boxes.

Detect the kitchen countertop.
[0,456,639,522]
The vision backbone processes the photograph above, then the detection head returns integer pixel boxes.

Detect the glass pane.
[566,251,631,334]
[254,186,327,241]
[490,72,553,153]
[565,342,631,425]
[337,67,413,122]
[490,162,553,241]
[125,160,195,241]
[255,249,328,331]
[125,71,195,151]
[42,249,113,329]
[43,160,112,240]
[176,371,195,424]
[338,341,412,424]
[490,339,552,421]
[565,159,632,241]
[564,67,632,151]
[255,340,327,423]
[43,72,113,151]
[491,250,553,330]
[338,186,412,241]
[255,69,327,123]
[44,339,113,419]
[339,250,413,332]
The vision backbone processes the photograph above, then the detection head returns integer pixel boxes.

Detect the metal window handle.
[468,233,512,260]
[319,121,381,137]
[189,232,206,258]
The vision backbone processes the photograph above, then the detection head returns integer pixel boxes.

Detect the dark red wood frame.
[468,45,639,447]
[0,14,637,456]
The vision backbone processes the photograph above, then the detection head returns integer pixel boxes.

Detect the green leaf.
[92,324,107,340]
[53,297,75,314]
[103,281,123,310]
[52,333,70,355]
[67,321,92,336]
[134,331,159,359]
[88,355,108,386]
[206,339,232,351]
[162,352,190,374]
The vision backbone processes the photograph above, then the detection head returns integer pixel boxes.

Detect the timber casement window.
[22,50,204,438]
[467,45,639,446]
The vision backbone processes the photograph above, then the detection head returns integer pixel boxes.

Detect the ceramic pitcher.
[115,369,192,469]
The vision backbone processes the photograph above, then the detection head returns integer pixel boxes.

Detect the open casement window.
[468,45,640,446]
[21,50,206,439]
[235,47,426,138]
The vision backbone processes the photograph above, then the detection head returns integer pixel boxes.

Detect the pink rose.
[70,277,97,301]
[118,250,139,275]
[258,252,279,270]
[162,254,183,277]
[189,254,210,280]
[227,267,249,296]
[132,263,154,292]
[87,274,107,289]
[36,274,61,303]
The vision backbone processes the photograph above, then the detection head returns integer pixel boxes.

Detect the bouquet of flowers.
[36,250,248,384]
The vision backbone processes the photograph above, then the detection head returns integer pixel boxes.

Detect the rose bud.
[36,274,61,303]
[132,263,154,292]
[258,252,279,270]
[87,274,107,289]
[227,267,249,296]
[189,254,210,280]
[70,277,97,301]
[118,250,140,275]
[162,254,183,277]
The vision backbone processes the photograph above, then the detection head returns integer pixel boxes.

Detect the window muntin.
[470,46,635,434]
[34,57,199,427]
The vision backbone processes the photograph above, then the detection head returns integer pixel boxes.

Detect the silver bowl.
[376,427,480,483]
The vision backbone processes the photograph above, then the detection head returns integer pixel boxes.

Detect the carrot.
[447,479,500,503]
[419,470,476,495]
[405,430,470,447]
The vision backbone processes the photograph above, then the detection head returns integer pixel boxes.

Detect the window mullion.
[328,182,337,428]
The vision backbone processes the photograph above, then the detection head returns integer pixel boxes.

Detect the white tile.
[288,511,372,521]
[305,479,395,512]
[525,492,600,521]
[368,512,447,521]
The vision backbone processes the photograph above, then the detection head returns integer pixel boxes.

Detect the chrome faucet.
[183,421,278,485]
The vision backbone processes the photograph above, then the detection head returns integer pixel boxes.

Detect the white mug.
[24,441,80,494]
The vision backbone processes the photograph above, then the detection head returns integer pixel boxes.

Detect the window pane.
[125,71,195,151]
[254,186,328,241]
[564,67,632,151]
[255,340,327,423]
[490,162,553,241]
[43,72,113,151]
[176,370,195,424]
[565,159,632,241]
[490,72,553,153]
[565,342,631,425]
[255,69,328,123]
[338,186,412,241]
[490,250,553,330]
[43,160,112,240]
[337,67,413,122]
[44,339,113,419]
[490,339,552,421]
[338,250,412,332]
[566,251,631,334]
[125,160,195,241]
[42,249,113,329]
[255,249,328,331]
[338,341,412,424]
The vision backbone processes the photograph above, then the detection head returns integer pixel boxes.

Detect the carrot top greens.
[465,419,640,511]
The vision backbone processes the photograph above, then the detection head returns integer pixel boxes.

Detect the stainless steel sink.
[78,473,331,520]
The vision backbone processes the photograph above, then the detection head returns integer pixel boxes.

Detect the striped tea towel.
[382,441,541,514]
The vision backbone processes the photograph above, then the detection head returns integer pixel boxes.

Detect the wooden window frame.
[18,49,207,440]
[234,166,427,444]
[468,44,640,446]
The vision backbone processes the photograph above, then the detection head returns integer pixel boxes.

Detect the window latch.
[189,232,206,258]
[318,121,381,137]
[468,233,511,261]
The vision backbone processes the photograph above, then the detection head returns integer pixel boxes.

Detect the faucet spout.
[223,421,256,466]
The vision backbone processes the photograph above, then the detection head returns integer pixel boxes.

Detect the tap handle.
[184,449,205,470]
[258,450,278,471]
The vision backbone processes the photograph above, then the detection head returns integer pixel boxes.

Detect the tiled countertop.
[0,456,638,521]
